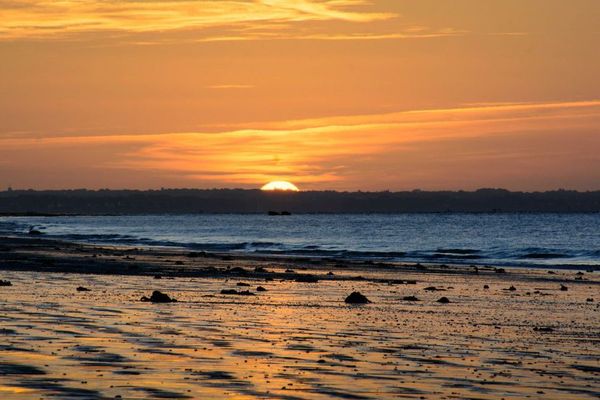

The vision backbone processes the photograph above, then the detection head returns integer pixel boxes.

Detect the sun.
[261,181,300,192]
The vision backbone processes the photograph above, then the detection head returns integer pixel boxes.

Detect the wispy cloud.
[207,84,255,89]
[2,100,599,189]
[0,0,399,41]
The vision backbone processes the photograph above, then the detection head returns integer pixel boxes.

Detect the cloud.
[1,100,599,189]
[0,0,398,41]
[206,84,255,89]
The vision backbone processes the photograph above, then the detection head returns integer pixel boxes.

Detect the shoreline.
[0,235,596,284]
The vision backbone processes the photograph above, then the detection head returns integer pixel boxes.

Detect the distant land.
[1,188,599,214]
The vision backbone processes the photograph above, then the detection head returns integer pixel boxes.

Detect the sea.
[1,214,599,269]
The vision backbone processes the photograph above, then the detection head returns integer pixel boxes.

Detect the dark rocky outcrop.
[344,292,370,304]
[437,297,450,304]
[141,290,177,303]
[220,289,255,296]
[295,275,319,283]
[424,286,445,292]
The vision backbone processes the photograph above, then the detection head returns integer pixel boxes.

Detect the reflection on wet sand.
[0,267,599,399]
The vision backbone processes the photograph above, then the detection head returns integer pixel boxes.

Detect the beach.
[0,236,598,399]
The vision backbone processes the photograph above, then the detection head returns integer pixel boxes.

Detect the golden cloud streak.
[0,0,395,41]
[1,100,599,186]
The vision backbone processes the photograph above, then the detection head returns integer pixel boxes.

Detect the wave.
[2,215,599,269]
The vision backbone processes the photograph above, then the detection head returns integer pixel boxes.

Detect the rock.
[424,286,445,292]
[402,296,420,302]
[547,270,556,274]
[76,286,90,292]
[533,326,554,333]
[141,290,177,303]
[254,267,268,273]
[295,275,319,283]
[508,285,516,291]
[495,268,506,274]
[28,227,43,235]
[187,251,207,258]
[153,275,162,279]
[0,280,12,287]
[586,298,594,302]
[483,284,490,289]
[560,284,568,291]
[256,286,267,292]
[437,297,450,304]
[344,292,370,304]
[228,267,247,274]
[327,271,334,276]
[236,282,250,287]
[220,289,255,296]
[284,269,295,273]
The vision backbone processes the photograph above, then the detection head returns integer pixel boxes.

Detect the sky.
[0,0,599,191]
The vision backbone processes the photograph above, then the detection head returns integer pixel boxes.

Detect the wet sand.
[0,236,599,399]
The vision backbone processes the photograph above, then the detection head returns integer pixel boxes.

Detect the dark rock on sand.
[295,274,319,283]
[76,286,90,292]
[507,285,517,291]
[534,326,554,333]
[153,275,162,279]
[285,269,295,273]
[141,291,177,303]
[0,280,12,286]
[220,289,255,296]
[256,286,267,292]
[424,286,445,292]
[495,268,506,274]
[586,298,594,302]
[403,296,420,302]
[483,284,490,289]
[228,267,247,275]
[344,292,370,304]
[236,282,250,287]
[560,284,568,291]
[187,251,207,258]
[437,297,450,304]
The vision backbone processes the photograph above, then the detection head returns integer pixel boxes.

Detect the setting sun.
[261,181,300,192]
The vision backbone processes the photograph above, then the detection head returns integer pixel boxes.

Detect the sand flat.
[1,254,599,400]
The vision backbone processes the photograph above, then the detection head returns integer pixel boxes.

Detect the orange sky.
[1,0,599,190]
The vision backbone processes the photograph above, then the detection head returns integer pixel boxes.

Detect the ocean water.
[1,214,599,269]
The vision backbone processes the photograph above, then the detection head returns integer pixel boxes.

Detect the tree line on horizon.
[0,188,599,214]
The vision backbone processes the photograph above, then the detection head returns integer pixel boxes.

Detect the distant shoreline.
[1,188,599,213]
